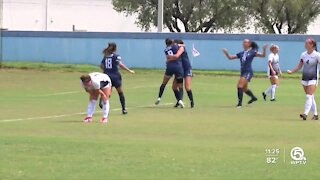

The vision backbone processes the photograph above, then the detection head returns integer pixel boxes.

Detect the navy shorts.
[241,71,253,82]
[165,66,184,80]
[108,74,122,88]
[184,68,193,77]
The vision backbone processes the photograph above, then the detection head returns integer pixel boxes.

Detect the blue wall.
[3,31,320,71]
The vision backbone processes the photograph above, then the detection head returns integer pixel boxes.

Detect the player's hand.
[129,70,135,74]
[279,71,282,76]
[222,48,228,54]
[272,70,276,76]
[262,44,268,50]
[287,70,293,74]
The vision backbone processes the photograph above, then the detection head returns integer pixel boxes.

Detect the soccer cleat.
[122,109,128,115]
[312,115,318,120]
[101,117,108,123]
[236,103,242,108]
[300,114,307,120]
[174,102,179,108]
[262,92,267,101]
[99,98,103,109]
[270,99,276,102]
[178,100,185,108]
[191,101,194,108]
[248,97,258,104]
[155,98,161,105]
[83,116,92,123]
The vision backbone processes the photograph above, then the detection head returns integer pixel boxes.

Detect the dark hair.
[307,38,317,51]
[103,42,117,56]
[165,38,173,46]
[80,74,91,82]
[174,39,184,44]
[250,41,259,50]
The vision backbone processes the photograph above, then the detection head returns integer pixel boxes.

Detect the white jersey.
[81,72,111,90]
[268,53,280,77]
[300,51,320,81]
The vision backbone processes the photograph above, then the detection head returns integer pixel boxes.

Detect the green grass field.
[1,63,320,180]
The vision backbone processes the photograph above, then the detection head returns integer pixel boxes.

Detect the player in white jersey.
[262,44,281,101]
[287,38,320,120]
[80,72,112,123]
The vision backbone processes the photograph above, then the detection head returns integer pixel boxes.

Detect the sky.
[2,0,320,34]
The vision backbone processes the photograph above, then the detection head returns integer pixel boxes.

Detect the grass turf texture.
[1,63,319,179]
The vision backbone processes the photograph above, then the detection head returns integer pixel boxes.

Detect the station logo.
[290,147,307,165]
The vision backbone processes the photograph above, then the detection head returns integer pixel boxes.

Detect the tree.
[112,0,248,33]
[246,0,320,34]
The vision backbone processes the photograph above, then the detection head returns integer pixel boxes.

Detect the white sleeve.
[117,55,122,62]
[317,52,320,63]
[268,54,273,62]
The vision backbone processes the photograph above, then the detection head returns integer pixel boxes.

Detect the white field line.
[33,91,81,97]
[0,103,173,123]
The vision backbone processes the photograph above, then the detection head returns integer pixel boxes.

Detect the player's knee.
[176,77,183,84]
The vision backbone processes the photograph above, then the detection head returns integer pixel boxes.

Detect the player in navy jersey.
[100,42,135,115]
[155,38,185,108]
[222,39,267,108]
[167,39,195,108]
[287,38,320,120]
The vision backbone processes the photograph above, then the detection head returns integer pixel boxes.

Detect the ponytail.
[103,42,117,56]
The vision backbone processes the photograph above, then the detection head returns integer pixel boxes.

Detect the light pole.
[45,0,48,31]
[0,0,3,68]
[157,0,163,32]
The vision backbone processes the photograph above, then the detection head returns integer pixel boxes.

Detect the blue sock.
[187,90,194,102]
[173,90,181,101]
[237,88,243,105]
[179,87,184,100]
[118,92,126,110]
[158,84,166,98]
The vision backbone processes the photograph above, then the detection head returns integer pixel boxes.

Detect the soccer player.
[155,38,185,108]
[80,72,112,123]
[100,42,135,115]
[222,39,267,108]
[167,39,195,108]
[262,44,282,101]
[287,38,320,120]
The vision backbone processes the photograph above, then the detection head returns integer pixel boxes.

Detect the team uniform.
[300,51,320,86]
[81,72,111,123]
[101,53,128,114]
[268,53,281,78]
[262,53,281,101]
[164,44,184,80]
[101,53,123,88]
[236,49,258,81]
[81,72,112,90]
[180,49,193,77]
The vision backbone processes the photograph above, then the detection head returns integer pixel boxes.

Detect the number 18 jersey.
[101,53,121,75]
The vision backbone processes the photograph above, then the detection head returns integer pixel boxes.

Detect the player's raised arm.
[119,61,135,74]
[222,49,237,60]
[256,44,268,58]
[287,60,303,74]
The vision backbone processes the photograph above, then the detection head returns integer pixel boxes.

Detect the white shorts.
[301,80,318,86]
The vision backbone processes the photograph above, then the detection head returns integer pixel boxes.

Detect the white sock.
[311,95,318,116]
[102,100,110,118]
[87,100,96,117]
[271,84,277,100]
[264,85,272,95]
[304,94,313,115]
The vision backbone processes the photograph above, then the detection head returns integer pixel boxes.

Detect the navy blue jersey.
[180,48,192,70]
[101,53,121,75]
[164,44,182,67]
[236,49,257,73]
